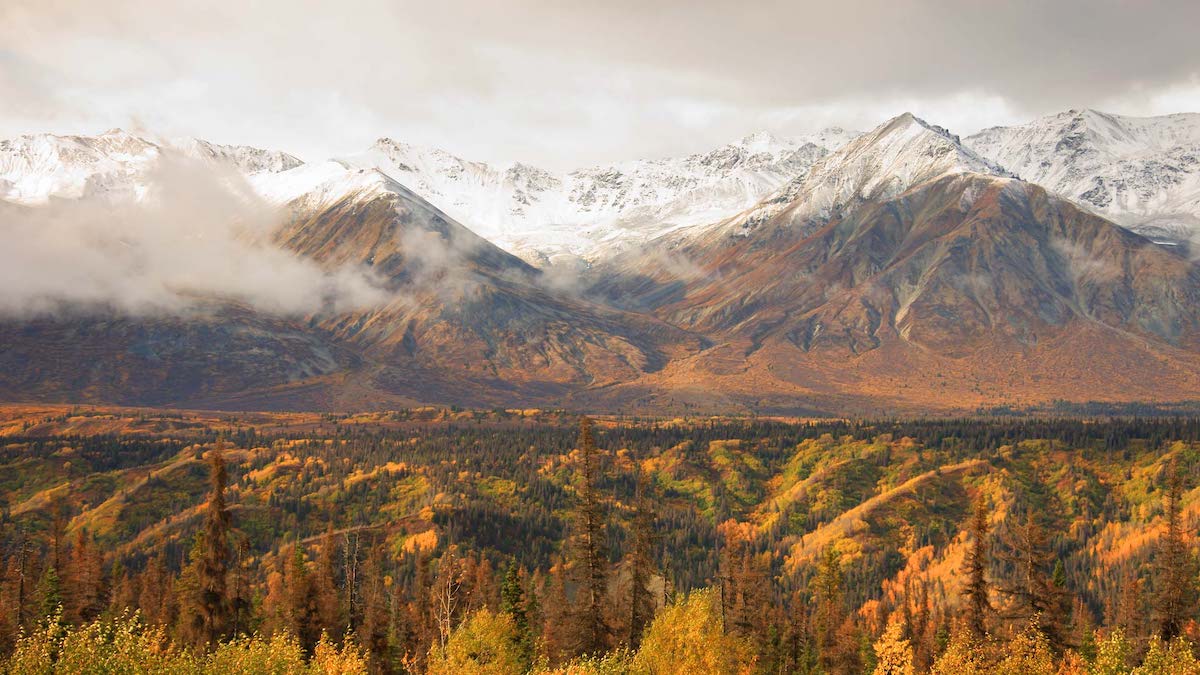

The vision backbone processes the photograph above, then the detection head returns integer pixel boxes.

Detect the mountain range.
[1,110,1199,414]
[967,109,1200,245]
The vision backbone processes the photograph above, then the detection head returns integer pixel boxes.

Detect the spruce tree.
[999,511,1069,652]
[314,527,342,640]
[625,467,658,650]
[36,565,62,623]
[813,546,845,673]
[197,443,231,647]
[500,565,533,668]
[565,416,611,657]
[720,520,768,647]
[358,544,391,665]
[963,497,992,639]
[1154,461,1198,641]
[285,542,319,650]
[65,528,104,624]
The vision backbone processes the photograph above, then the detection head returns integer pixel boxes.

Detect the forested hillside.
[1,406,1199,673]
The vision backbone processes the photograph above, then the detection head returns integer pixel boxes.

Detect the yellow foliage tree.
[427,607,527,675]
[1055,650,1087,675]
[631,588,755,675]
[543,649,634,674]
[2,613,369,675]
[873,614,914,675]
[930,624,984,675]
[6,612,191,674]
[995,619,1057,675]
[310,632,371,675]
[1132,636,1200,675]
[1091,628,1133,675]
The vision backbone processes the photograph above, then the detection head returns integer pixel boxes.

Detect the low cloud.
[395,225,488,303]
[0,151,389,317]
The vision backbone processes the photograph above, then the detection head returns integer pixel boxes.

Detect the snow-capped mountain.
[587,111,1200,413]
[4,113,1200,413]
[0,127,859,265]
[0,129,303,205]
[703,112,1010,240]
[966,109,1200,243]
[341,128,859,263]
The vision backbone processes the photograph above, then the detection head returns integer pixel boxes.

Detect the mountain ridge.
[343,127,860,263]
[2,112,1200,414]
[967,108,1200,244]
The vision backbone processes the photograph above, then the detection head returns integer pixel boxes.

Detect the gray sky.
[3,0,1199,169]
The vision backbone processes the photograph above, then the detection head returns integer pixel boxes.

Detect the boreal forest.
[1,406,1199,673]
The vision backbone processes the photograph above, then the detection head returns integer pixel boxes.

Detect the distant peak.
[739,130,785,146]
[1057,108,1113,122]
[884,112,946,135]
[865,113,965,151]
[96,128,150,143]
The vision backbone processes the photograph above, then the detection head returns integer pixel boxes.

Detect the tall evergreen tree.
[720,520,768,647]
[500,565,534,669]
[229,536,253,638]
[35,565,62,623]
[565,416,611,657]
[286,542,319,650]
[358,543,392,667]
[65,528,104,624]
[813,546,846,673]
[195,443,232,647]
[962,497,992,639]
[1154,461,1198,641]
[999,511,1069,652]
[314,527,343,640]
[625,467,658,650]
[541,558,570,665]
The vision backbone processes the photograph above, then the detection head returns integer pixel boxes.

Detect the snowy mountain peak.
[339,128,859,263]
[171,137,304,175]
[856,112,1011,179]
[966,108,1200,241]
[885,112,961,143]
[0,130,302,205]
[737,130,791,152]
[717,113,1011,237]
[252,161,401,207]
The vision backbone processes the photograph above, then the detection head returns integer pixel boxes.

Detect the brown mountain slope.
[0,305,357,408]
[0,169,704,410]
[586,118,1200,413]
[273,172,705,404]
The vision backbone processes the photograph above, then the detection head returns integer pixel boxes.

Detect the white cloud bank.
[0,154,389,317]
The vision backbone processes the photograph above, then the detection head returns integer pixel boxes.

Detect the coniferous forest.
[1,406,1200,673]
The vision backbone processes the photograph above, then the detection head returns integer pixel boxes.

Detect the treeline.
[1,416,1199,672]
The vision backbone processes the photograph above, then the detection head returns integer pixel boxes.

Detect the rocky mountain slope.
[967,109,1200,244]
[587,114,1200,413]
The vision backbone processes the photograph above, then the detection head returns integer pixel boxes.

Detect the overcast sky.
[3,0,1198,169]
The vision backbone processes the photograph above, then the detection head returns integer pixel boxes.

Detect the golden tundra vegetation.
[1,405,1199,673]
